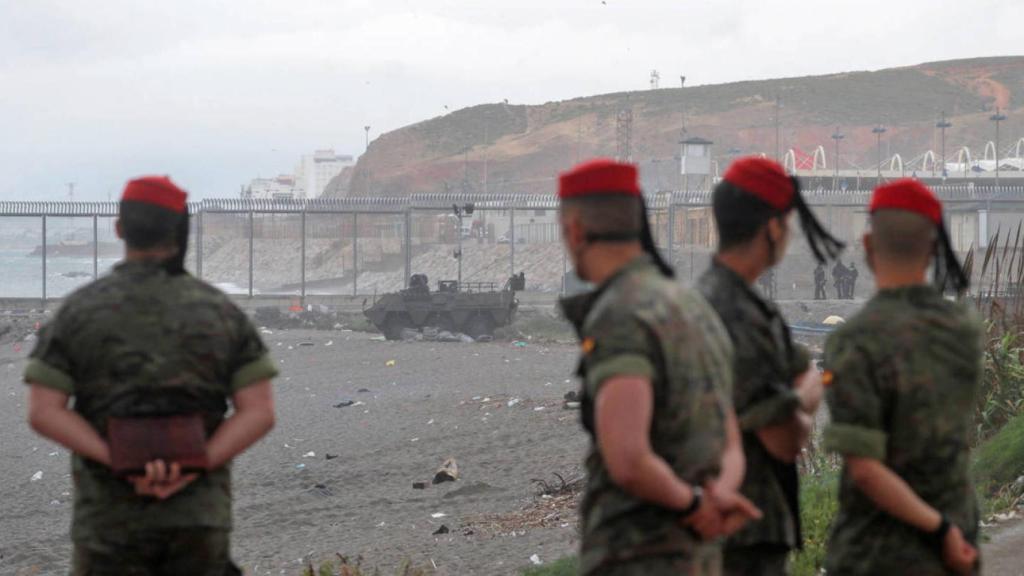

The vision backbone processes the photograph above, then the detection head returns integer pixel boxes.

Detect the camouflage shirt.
[697,259,808,551]
[24,260,278,545]
[560,255,735,575]
[823,285,982,576]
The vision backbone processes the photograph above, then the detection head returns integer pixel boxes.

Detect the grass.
[970,412,1024,510]
[790,469,840,576]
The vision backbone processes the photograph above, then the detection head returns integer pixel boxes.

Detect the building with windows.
[243,175,299,200]
[294,149,355,199]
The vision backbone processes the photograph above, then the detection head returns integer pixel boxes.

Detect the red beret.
[121,176,188,214]
[869,179,942,225]
[722,157,795,211]
[558,158,641,199]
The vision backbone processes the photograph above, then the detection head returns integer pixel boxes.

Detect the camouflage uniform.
[24,260,278,576]
[560,255,735,576]
[823,285,982,576]
[697,259,807,575]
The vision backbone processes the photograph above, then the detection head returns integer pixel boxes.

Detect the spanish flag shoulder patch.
[581,337,596,355]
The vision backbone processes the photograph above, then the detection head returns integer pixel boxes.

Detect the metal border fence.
[4,185,1024,303]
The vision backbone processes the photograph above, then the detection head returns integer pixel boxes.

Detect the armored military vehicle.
[364,273,525,340]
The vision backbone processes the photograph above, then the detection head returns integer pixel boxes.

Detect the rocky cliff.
[337,57,1024,197]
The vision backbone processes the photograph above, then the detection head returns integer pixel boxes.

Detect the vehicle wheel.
[383,314,411,340]
[464,315,494,339]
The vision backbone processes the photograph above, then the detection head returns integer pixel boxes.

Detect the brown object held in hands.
[108,414,209,476]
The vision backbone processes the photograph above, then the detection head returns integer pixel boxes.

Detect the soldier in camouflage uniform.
[697,157,844,575]
[25,176,278,575]
[557,159,761,576]
[823,179,979,575]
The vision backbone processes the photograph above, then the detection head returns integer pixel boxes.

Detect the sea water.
[0,250,120,299]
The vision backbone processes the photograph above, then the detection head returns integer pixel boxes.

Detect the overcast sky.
[1,0,1021,201]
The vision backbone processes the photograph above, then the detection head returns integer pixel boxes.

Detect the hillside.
[336,57,1024,197]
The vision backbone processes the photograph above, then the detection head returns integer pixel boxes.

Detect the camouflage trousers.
[722,544,789,576]
[72,528,240,576]
[595,550,722,576]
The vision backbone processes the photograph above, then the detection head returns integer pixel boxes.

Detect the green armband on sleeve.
[24,359,74,394]
[586,353,655,390]
[823,423,888,460]
[230,355,279,392]
[738,388,801,431]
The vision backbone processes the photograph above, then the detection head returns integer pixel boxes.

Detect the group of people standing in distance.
[21,158,980,576]
[813,259,859,301]
[558,157,979,575]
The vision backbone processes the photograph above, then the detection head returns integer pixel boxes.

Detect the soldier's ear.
[862,233,874,272]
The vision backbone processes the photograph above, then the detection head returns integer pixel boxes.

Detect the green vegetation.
[520,557,578,576]
[974,412,1024,515]
[790,469,840,576]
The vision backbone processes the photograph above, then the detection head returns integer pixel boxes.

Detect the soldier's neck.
[124,247,179,263]
[584,244,644,285]
[714,251,766,285]
[873,262,928,290]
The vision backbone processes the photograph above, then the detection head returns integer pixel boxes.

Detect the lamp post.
[990,108,1007,190]
[937,112,952,180]
[775,96,782,162]
[364,125,370,151]
[452,203,475,288]
[831,127,845,190]
[872,125,886,186]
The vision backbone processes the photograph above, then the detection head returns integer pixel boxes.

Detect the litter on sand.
[30,471,42,482]
[530,554,542,565]
[431,512,447,519]
[386,359,396,367]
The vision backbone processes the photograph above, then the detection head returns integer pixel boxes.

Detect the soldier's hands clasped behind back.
[130,460,201,501]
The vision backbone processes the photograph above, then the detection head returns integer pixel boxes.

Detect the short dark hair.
[560,195,643,239]
[712,180,786,250]
[870,210,935,263]
[119,201,180,250]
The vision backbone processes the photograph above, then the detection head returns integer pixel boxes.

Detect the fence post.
[197,209,204,280]
[667,201,676,267]
[92,214,99,280]
[352,212,359,296]
[300,209,307,304]
[248,210,255,298]
[509,208,516,276]
[404,210,412,288]
[41,215,47,306]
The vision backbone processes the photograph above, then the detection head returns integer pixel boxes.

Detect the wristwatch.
[680,486,703,519]
[925,513,951,552]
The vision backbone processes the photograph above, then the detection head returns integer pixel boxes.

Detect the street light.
[872,125,887,186]
[364,125,371,152]
[990,108,1007,190]
[452,203,475,288]
[831,127,845,190]
[936,112,952,180]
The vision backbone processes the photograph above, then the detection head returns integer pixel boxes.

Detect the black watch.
[925,514,951,552]
[680,486,703,519]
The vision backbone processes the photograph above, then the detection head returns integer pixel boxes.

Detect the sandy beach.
[0,329,585,575]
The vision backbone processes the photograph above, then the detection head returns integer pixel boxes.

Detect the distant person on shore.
[822,180,979,575]
[814,263,827,300]
[697,157,844,576]
[846,262,859,299]
[832,259,848,299]
[558,159,760,576]
[24,176,278,575]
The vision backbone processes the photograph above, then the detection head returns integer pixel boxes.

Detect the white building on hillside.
[294,149,354,199]
[243,175,298,200]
